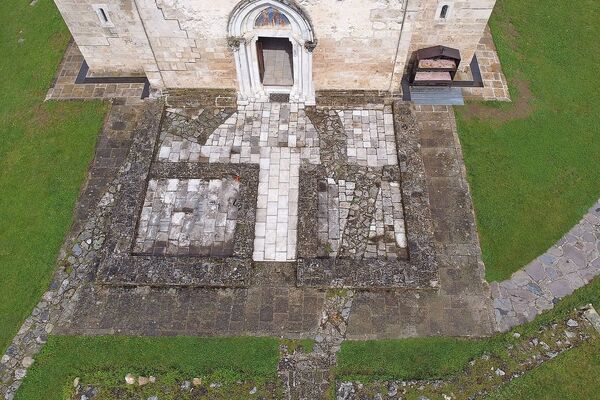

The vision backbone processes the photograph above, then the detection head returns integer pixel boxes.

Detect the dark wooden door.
[256,40,265,83]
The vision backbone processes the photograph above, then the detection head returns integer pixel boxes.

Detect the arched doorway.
[228,0,316,104]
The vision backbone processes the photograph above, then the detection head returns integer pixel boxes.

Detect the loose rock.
[388,382,398,397]
[125,373,136,385]
[21,357,34,368]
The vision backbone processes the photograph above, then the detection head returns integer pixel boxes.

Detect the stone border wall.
[315,90,396,108]
[164,89,238,108]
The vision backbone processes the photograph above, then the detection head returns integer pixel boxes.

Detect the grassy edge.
[335,276,600,382]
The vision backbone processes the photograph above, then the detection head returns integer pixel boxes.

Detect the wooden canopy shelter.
[408,45,461,86]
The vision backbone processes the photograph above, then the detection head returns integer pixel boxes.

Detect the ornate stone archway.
[228,0,316,104]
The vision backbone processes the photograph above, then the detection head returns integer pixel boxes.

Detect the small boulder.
[565,330,576,339]
[149,376,156,383]
[249,386,257,395]
[337,382,355,400]
[388,382,398,397]
[495,368,506,377]
[566,319,579,328]
[138,376,150,386]
[540,342,550,351]
[125,374,136,385]
[73,377,80,388]
[192,377,202,386]
[22,357,34,368]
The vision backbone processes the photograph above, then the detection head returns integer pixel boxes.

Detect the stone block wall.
[407,0,496,71]
[53,0,160,85]
[54,0,496,92]
[137,0,238,89]
[141,0,410,90]
[304,0,407,91]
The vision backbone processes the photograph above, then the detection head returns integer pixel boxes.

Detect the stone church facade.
[53,0,497,104]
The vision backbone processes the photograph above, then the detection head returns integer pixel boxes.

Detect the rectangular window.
[93,4,114,27]
[435,1,454,22]
[99,8,109,23]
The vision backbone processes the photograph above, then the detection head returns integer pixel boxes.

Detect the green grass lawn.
[336,337,490,381]
[455,0,600,281]
[16,336,280,400]
[0,0,107,353]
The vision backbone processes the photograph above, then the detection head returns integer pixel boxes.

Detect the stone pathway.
[462,26,511,102]
[46,41,146,104]
[255,147,301,261]
[279,290,354,399]
[492,199,600,332]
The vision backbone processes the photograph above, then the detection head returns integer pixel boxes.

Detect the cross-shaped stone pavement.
[157,101,405,262]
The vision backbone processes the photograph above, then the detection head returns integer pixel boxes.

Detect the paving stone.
[46,41,145,104]
[343,104,493,337]
[462,26,511,102]
[134,178,240,256]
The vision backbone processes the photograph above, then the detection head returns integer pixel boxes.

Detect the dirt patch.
[460,77,534,124]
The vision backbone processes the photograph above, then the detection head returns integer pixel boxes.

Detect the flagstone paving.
[492,199,600,332]
[158,102,320,262]
[345,105,493,339]
[1,98,496,399]
[462,26,511,102]
[46,41,146,104]
[5,96,600,399]
[157,101,407,263]
[133,177,241,256]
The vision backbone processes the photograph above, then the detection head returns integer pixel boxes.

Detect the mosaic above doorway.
[255,6,291,28]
